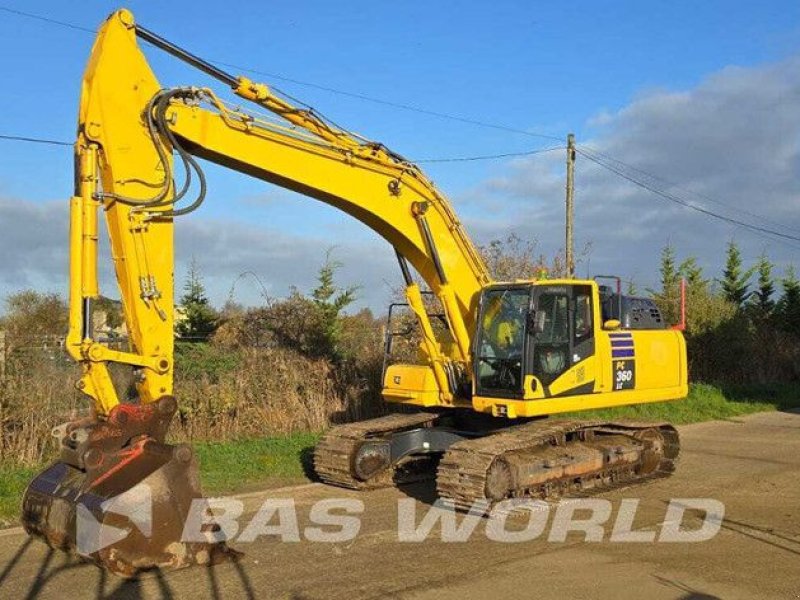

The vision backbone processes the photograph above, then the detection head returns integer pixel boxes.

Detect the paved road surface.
[1,410,798,599]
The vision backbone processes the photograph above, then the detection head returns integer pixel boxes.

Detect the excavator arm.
[72,9,490,417]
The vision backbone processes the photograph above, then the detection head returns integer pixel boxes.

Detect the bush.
[174,341,241,382]
[654,243,800,385]
[173,343,384,442]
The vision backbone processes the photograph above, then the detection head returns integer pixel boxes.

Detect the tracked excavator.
[22,9,687,577]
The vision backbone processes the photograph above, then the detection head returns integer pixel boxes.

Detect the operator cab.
[474,281,595,398]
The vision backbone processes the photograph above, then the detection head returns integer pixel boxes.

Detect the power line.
[0,4,564,143]
[576,147,800,247]
[0,134,71,147]
[580,145,800,248]
[578,144,800,236]
[211,58,564,142]
[0,5,94,33]
[0,130,561,164]
[414,145,564,163]
[578,146,800,244]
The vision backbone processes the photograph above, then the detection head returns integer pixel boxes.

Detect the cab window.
[575,291,592,344]
[476,288,529,394]
[532,290,570,384]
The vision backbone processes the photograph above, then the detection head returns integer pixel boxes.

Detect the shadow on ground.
[0,537,257,599]
[299,445,320,482]
[396,480,439,507]
[653,574,722,600]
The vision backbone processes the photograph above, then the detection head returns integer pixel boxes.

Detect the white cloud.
[175,216,398,309]
[457,56,800,289]
[0,199,399,313]
[0,199,69,293]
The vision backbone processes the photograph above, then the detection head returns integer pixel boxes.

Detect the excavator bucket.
[21,397,235,578]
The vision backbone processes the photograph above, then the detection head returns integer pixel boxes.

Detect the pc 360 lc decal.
[610,333,635,390]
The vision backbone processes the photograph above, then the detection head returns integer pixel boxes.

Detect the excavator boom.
[70,9,490,417]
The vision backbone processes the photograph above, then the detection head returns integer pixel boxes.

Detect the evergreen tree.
[721,241,754,307]
[311,251,358,358]
[659,243,678,298]
[778,266,800,336]
[750,254,775,316]
[177,258,218,339]
[678,256,708,293]
[653,243,680,322]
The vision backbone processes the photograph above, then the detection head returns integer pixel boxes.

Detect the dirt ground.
[0,410,798,600]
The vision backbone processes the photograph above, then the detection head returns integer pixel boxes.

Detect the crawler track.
[436,419,679,512]
[313,412,441,489]
[314,413,680,506]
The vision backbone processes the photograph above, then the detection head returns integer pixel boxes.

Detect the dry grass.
[172,346,385,442]
[0,341,386,466]
[0,353,83,464]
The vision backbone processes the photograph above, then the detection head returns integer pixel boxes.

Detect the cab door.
[527,284,596,395]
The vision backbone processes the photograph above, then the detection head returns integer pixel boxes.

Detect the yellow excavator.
[22,9,687,577]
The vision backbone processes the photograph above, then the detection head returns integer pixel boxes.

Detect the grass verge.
[0,383,797,524]
[0,431,322,526]
[194,430,322,495]
[562,382,800,424]
[0,464,39,526]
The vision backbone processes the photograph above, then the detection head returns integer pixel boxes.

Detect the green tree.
[777,266,800,336]
[93,296,124,332]
[176,259,218,339]
[678,256,708,293]
[0,291,68,353]
[750,254,775,316]
[220,253,360,360]
[653,243,679,322]
[720,241,754,307]
[670,255,734,337]
[660,244,679,292]
[312,251,358,358]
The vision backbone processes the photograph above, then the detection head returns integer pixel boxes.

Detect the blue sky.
[0,1,798,310]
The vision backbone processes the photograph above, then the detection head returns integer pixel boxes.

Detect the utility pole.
[565,133,576,278]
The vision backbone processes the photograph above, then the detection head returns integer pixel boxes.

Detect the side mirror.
[603,319,621,330]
